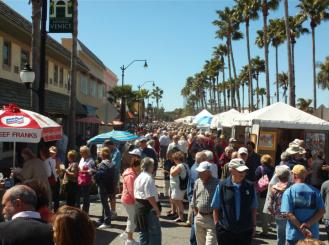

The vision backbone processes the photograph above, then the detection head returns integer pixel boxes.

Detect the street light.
[120,59,148,128]
[137,81,155,125]
[19,63,35,89]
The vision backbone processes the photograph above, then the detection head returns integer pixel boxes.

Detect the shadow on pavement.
[95,229,120,245]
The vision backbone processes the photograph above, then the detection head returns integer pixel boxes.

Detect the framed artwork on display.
[305,132,326,158]
[258,131,277,151]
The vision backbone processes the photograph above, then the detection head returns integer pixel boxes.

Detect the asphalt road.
[89,173,328,245]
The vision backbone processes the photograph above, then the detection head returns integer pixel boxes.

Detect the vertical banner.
[49,0,73,33]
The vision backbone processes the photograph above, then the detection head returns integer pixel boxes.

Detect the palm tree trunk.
[256,76,260,109]
[284,0,295,107]
[229,38,241,111]
[312,26,317,109]
[226,40,233,109]
[261,95,264,108]
[213,78,217,112]
[222,58,227,111]
[216,75,220,112]
[246,20,253,112]
[262,1,271,106]
[275,46,279,102]
[242,84,245,111]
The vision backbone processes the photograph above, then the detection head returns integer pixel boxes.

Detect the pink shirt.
[121,168,137,205]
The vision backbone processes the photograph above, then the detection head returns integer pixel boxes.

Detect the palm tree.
[317,56,329,91]
[255,87,267,108]
[297,98,313,113]
[238,65,249,110]
[151,86,164,120]
[251,56,265,109]
[277,72,289,103]
[268,18,286,102]
[283,0,295,107]
[234,0,259,112]
[260,0,281,106]
[298,0,329,110]
[214,7,243,110]
[289,14,309,86]
[213,44,228,111]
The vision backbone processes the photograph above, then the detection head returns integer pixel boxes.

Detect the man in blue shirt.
[211,158,258,245]
[281,164,325,245]
[139,137,158,176]
[104,140,122,219]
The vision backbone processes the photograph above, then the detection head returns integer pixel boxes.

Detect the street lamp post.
[19,63,36,108]
[120,60,148,128]
[137,81,155,125]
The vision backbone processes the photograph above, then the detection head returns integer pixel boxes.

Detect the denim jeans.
[139,210,162,245]
[78,185,91,214]
[190,213,197,245]
[324,219,329,241]
[275,218,287,245]
[98,188,111,225]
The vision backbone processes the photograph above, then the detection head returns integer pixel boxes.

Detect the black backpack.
[94,161,115,194]
[179,164,188,190]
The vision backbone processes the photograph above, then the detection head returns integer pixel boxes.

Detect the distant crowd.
[0,123,329,245]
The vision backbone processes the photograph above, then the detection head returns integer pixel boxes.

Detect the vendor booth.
[233,102,329,163]
[210,109,244,138]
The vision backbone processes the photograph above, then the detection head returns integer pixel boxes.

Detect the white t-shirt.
[178,139,188,154]
[134,171,159,201]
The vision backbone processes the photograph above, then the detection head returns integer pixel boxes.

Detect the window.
[89,79,97,97]
[3,41,11,67]
[80,74,88,95]
[54,64,58,85]
[59,67,64,87]
[97,83,104,99]
[20,49,29,69]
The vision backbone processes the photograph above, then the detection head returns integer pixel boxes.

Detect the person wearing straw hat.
[285,145,306,170]
[211,158,258,245]
[281,165,325,245]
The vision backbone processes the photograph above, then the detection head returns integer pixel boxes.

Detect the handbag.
[78,165,92,186]
[48,160,57,186]
[256,166,269,193]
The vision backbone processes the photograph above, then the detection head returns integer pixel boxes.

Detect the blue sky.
[4,0,329,111]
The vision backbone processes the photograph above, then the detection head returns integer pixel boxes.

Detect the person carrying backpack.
[94,147,116,229]
[170,151,189,222]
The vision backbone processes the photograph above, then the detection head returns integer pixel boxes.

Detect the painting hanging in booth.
[305,132,326,158]
[258,131,277,151]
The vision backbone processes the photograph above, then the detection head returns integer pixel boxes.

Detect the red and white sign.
[0,104,62,143]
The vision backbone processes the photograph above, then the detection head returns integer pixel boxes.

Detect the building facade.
[0,1,118,162]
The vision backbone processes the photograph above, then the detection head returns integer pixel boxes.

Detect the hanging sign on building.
[49,0,73,33]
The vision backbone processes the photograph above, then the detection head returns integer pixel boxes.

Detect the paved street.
[87,171,324,245]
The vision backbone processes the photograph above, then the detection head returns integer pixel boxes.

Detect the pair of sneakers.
[120,232,140,245]
[98,223,111,229]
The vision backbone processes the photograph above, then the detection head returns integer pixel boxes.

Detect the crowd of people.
[0,124,329,245]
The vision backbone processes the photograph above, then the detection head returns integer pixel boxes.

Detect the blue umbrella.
[196,116,213,126]
[87,130,139,144]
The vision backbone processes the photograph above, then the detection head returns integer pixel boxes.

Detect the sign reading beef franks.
[0,129,41,143]
[49,0,73,33]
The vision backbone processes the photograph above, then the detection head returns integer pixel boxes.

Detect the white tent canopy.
[210,109,242,129]
[174,116,194,124]
[233,102,329,130]
[192,109,213,124]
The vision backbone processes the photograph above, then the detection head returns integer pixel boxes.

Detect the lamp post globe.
[19,63,35,87]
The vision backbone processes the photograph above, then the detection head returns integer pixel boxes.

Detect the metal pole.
[120,67,126,129]
[68,0,78,149]
[39,0,47,115]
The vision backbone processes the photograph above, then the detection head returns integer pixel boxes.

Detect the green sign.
[49,0,73,33]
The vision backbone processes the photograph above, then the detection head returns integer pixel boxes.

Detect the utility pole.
[30,0,42,112]
[68,0,78,149]
[39,0,47,115]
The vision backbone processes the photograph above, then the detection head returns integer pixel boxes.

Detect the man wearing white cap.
[211,158,258,245]
[191,161,219,245]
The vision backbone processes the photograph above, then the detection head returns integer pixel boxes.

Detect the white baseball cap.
[228,158,249,172]
[196,161,212,172]
[128,149,142,157]
[238,147,248,155]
